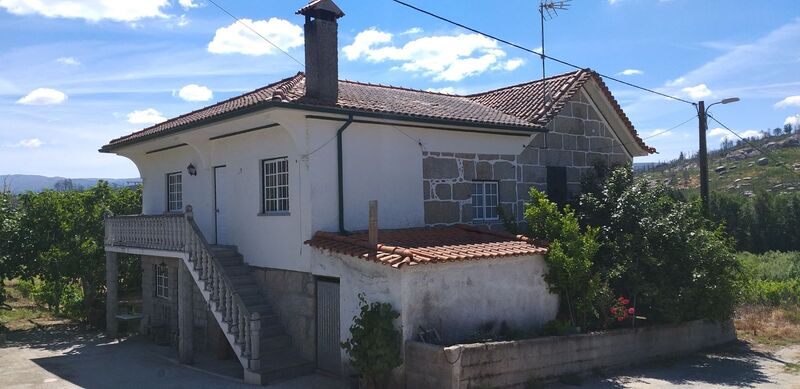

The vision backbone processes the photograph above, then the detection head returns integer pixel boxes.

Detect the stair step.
[236,285,261,296]
[218,256,243,265]
[247,303,274,314]
[222,266,250,276]
[229,275,257,286]
[258,350,315,383]
[261,334,292,350]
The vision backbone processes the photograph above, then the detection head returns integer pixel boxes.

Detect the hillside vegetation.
[638,132,800,197]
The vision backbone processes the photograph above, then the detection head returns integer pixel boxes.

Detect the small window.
[154,263,169,299]
[262,157,289,214]
[546,166,568,206]
[166,172,183,213]
[472,181,499,221]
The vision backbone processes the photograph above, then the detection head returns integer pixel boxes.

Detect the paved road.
[0,324,346,389]
[2,324,799,388]
[546,342,800,389]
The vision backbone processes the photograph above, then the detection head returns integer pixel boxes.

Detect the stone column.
[105,251,119,338]
[178,261,194,364]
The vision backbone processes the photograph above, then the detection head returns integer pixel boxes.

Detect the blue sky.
[0,0,798,178]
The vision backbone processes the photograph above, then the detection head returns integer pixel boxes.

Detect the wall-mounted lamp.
[187,163,197,176]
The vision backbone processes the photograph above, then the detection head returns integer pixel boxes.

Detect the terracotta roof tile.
[304,224,547,268]
[103,69,653,154]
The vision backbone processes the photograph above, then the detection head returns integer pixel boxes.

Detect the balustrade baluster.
[226,291,233,323]
[238,310,245,345]
[243,319,251,357]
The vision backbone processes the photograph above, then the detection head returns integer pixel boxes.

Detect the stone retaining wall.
[405,319,736,389]
[422,91,631,227]
[250,266,316,362]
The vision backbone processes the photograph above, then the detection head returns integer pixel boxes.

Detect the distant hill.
[637,133,800,196]
[0,174,141,194]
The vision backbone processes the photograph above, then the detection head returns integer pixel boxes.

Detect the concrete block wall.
[140,255,218,351]
[405,319,736,389]
[422,92,632,227]
[250,266,316,362]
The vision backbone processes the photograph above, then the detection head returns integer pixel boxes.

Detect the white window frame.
[261,157,289,214]
[154,263,169,300]
[471,181,499,221]
[166,172,183,213]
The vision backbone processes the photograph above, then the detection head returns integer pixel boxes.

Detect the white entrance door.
[214,166,231,245]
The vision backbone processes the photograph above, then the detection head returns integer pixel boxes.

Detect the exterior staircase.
[206,245,315,383]
[104,207,314,384]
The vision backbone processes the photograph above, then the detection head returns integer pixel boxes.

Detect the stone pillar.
[105,251,118,338]
[178,261,194,364]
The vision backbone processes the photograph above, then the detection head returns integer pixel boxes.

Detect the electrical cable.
[391,0,696,106]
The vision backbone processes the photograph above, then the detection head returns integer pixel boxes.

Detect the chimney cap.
[296,0,345,19]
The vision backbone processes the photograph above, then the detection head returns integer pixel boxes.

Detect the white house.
[101,0,654,385]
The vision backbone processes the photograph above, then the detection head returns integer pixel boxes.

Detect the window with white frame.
[166,172,182,213]
[262,157,289,213]
[154,263,169,299]
[471,181,499,221]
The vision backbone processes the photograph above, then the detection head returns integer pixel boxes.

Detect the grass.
[734,305,800,347]
[0,279,68,332]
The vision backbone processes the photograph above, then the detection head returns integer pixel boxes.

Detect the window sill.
[258,211,291,217]
[472,219,500,224]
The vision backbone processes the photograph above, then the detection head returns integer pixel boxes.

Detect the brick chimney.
[296,0,344,105]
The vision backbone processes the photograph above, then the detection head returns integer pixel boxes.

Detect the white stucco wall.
[401,255,558,343]
[116,108,534,272]
[310,248,559,368]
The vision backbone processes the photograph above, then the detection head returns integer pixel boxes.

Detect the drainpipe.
[336,115,354,234]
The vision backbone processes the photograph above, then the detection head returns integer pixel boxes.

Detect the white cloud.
[666,77,686,87]
[343,28,520,82]
[786,114,800,127]
[176,84,213,102]
[56,57,80,66]
[775,96,800,109]
[401,27,423,35]
[0,0,169,22]
[618,69,643,76]
[682,84,712,100]
[4,138,43,148]
[500,58,525,71]
[208,18,304,56]
[708,127,762,141]
[425,87,461,95]
[179,0,199,10]
[16,88,68,105]
[176,14,190,27]
[127,108,166,124]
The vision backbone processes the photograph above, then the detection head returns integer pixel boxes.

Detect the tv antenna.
[538,0,570,103]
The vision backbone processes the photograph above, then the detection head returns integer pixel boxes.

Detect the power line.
[391,0,696,106]
[707,114,800,179]
[206,0,305,68]
[590,114,698,154]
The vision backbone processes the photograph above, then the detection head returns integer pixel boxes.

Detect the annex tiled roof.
[103,69,653,153]
[304,224,547,268]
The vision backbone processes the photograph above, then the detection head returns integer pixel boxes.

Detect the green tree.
[525,189,601,329]
[341,294,402,388]
[0,191,21,307]
[580,167,741,323]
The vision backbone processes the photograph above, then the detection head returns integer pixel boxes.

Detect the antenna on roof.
[538,0,570,104]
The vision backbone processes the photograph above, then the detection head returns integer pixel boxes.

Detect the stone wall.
[422,91,631,227]
[405,319,736,388]
[250,266,316,362]
[141,255,219,351]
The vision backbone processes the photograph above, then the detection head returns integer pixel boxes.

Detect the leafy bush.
[341,294,402,386]
[30,279,84,317]
[738,251,800,306]
[524,188,601,329]
[579,167,742,323]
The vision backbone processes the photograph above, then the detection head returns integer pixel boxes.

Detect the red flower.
[622,298,630,305]
[628,308,635,315]
[618,296,626,303]
[617,316,624,322]
[610,307,617,314]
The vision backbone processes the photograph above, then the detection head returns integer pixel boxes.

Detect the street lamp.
[698,97,740,214]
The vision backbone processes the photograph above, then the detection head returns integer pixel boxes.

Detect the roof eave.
[100,101,547,153]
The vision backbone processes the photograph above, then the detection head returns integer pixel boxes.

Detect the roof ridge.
[107,72,304,145]
[339,78,466,97]
[465,69,586,98]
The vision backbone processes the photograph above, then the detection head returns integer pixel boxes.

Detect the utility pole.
[698,100,709,215]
